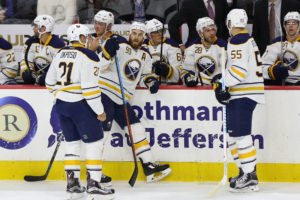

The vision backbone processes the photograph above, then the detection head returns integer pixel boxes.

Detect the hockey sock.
[235,135,257,173]
[85,139,103,182]
[130,123,154,163]
[228,136,241,168]
[64,140,81,178]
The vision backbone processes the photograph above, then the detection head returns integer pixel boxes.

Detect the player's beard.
[129,37,143,49]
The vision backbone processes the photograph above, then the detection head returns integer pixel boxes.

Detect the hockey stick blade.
[24,134,63,182]
[208,175,227,198]
[24,175,47,182]
[128,163,138,187]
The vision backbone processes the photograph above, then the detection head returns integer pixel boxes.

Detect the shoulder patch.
[186,38,201,48]
[0,38,13,50]
[140,46,151,56]
[215,38,227,49]
[268,36,287,45]
[48,35,65,49]
[76,47,100,62]
[165,38,180,48]
[230,33,251,45]
[25,36,39,46]
[111,34,128,44]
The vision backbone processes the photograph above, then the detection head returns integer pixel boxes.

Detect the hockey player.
[212,9,265,192]
[144,18,182,84]
[0,38,18,85]
[262,11,300,85]
[20,14,65,86]
[181,17,227,87]
[98,22,172,183]
[45,24,115,200]
[88,9,116,186]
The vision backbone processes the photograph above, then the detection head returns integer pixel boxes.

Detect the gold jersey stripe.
[231,67,246,78]
[82,90,101,97]
[99,80,131,99]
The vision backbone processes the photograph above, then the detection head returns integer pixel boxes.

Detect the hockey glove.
[152,61,171,77]
[36,73,46,86]
[183,72,198,87]
[21,69,36,84]
[103,37,119,59]
[268,61,289,80]
[211,73,222,85]
[213,82,231,105]
[145,77,160,94]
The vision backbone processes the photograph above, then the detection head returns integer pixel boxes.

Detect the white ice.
[0,181,300,200]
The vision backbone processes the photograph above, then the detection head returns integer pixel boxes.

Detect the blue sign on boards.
[0,96,37,149]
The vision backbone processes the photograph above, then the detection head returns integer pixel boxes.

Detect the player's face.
[94,21,106,36]
[80,35,87,46]
[285,20,299,37]
[129,29,144,49]
[32,24,39,37]
[202,25,216,44]
[150,29,163,45]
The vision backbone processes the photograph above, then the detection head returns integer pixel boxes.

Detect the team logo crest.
[124,59,142,81]
[196,56,217,76]
[0,97,37,149]
[283,50,299,71]
[33,56,51,73]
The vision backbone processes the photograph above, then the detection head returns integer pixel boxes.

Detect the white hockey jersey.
[262,35,300,84]
[0,38,18,84]
[225,31,265,104]
[182,37,227,85]
[143,37,182,84]
[45,44,104,115]
[100,35,155,105]
[20,35,65,78]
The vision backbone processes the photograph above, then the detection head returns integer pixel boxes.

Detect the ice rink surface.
[0,181,300,200]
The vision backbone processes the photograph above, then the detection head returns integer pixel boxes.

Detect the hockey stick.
[275,11,287,86]
[24,133,63,182]
[115,54,138,187]
[24,37,35,76]
[157,4,177,84]
[208,47,227,197]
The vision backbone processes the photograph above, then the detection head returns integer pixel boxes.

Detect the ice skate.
[86,172,115,200]
[100,173,112,187]
[140,158,172,183]
[229,168,244,187]
[229,168,259,193]
[66,171,86,200]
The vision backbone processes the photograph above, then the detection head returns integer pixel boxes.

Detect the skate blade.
[146,168,172,183]
[229,185,259,193]
[87,193,115,200]
[67,192,85,200]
